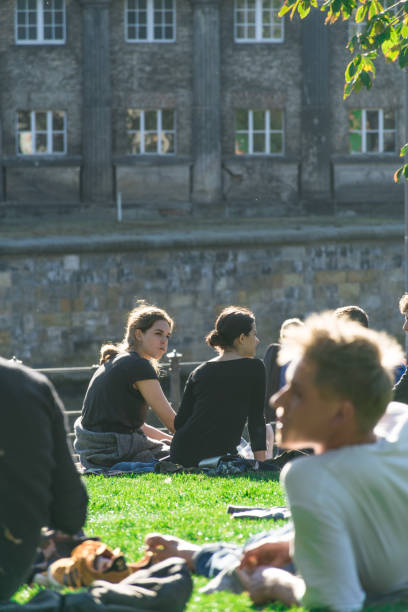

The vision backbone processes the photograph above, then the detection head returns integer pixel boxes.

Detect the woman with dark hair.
[74,301,176,470]
[170,306,266,467]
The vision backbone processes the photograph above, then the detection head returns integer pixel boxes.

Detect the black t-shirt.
[170,357,266,467]
[0,357,88,601]
[81,351,158,434]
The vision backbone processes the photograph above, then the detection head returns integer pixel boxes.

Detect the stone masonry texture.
[0,228,405,368]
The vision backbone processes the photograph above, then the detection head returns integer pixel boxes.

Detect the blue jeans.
[194,527,295,578]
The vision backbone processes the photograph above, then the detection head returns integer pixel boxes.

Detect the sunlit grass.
[12,473,407,610]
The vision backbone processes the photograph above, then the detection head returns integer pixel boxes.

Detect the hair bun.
[206,329,223,348]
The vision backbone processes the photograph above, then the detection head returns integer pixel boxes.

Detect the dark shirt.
[393,366,408,404]
[263,343,281,421]
[81,351,158,434]
[170,358,266,467]
[0,357,88,601]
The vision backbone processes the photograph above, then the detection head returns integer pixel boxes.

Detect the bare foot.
[144,533,200,571]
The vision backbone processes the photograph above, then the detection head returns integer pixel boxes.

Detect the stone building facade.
[0,0,404,216]
[1,224,405,367]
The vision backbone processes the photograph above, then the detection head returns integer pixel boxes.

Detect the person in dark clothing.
[74,301,177,469]
[393,293,408,403]
[170,306,266,467]
[0,356,88,602]
[263,318,303,423]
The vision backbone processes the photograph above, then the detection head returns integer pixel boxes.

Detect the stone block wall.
[0,225,405,368]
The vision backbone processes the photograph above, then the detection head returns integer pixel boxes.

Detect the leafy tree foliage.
[279,0,408,181]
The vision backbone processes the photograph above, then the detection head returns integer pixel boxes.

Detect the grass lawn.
[12,472,407,611]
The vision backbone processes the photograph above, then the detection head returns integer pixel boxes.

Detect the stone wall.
[1,224,405,368]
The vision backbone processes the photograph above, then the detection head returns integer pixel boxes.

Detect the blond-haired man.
[146,313,408,611]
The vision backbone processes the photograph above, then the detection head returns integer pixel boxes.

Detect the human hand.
[239,566,302,606]
[239,539,291,570]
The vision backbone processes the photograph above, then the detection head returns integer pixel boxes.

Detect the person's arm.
[48,385,88,534]
[141,422,172,441]
[174,374,195,430]
[248,360,267,455]
[240,538,292,570]
[283,463,366,611]
[135,379,176,433]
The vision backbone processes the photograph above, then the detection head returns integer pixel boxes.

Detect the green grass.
[12,473,408,610]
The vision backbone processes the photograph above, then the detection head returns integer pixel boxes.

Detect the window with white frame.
[126,109,175,154]
[234,0,284,43]
[15,0,66,44]
[235,109,284,155]
[125,0,175,42]
[17,110,67,155]
[349,109,396,153]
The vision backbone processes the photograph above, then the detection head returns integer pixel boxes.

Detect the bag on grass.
[40,539,151,588]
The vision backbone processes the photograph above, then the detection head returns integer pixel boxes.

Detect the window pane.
[126,109,141,130]
[128,133,141,154]
[28,26,37,39]
[162,110,174,130]
[270,133,282,153]
[236,25,246,38]
[53,111,65,130]
[349,132,361,153]
[35,112,47,131]
[18,111,31,131]
[138,25,147,39]
[53,133,65,152]
[18,133,33,155]
[247,25,256,38]
[28,12,37,24]
[161,132,174,153]
[383,111,395,129]
[54,26,63,38]
[145,111,157,130]
[253,111,265,130]
[164,26,173,38]
[383,131,395,152]
[235,133,249,154]
[262,25,272,38]
[139,11,147,24]
[35,134,48,153]
[366,110,378,130]
[263,0,273,7]
[269,110,282,130]
[236,109,248,130]
[349,110,361,130]
[17,27,27,39]
[253,133,266,152]
[44,12,52,25]
[44,26,53,39]
[145,134,158,153]
[366,132,379,152]
[154,26,163,38]
[272,25,282,38]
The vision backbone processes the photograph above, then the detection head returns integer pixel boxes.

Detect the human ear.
[134,329,143,343]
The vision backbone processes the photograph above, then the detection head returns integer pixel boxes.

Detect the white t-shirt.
[281,402,408,612]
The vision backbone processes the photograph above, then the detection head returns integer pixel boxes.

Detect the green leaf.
[400,143,408,157]
[394,167,403,183]
[356,4,368,22]
[360,71,372,87]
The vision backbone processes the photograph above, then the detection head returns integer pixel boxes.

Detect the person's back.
[170,357,265,466]
[0,357,88,601]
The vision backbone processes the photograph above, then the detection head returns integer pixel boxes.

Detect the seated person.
[145,311,408,611]
[263,317,303,422]
[0,356,88,602]
[74,301,176,470]
[170,306,266,467]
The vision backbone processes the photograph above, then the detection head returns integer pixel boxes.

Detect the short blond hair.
[279,311,404,432]
[399,293,408,315]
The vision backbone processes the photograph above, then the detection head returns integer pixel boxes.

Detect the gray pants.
[0,558,193,612]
